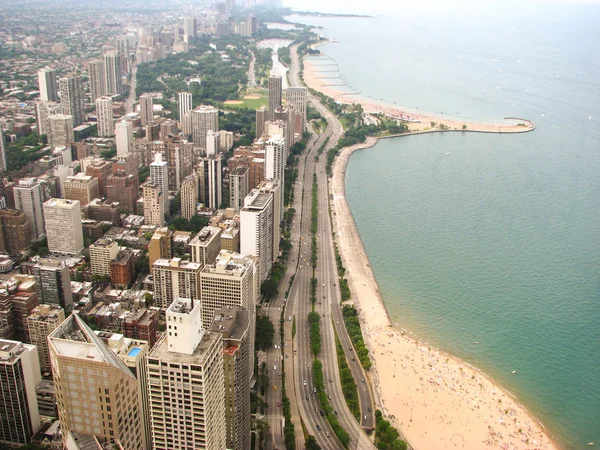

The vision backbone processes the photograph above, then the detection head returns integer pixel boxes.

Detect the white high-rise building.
[152,258,202,309]
[43,198,84,255]
[258,179,282,261]
[0,127,6,172]
[265,134,286,183]
[103,50,123,96]
[142,183,164,227]
[95,96,114,137]
[180,174,198,220]
[38,67,58,102]
[139,94,153,126]
[183,16,197,38]
[0,340,41,447]
[88,59,106,102]
[115,120,133,156]
[190,226,222,268]
[48,114,74,148]
[206,130,220,157]
[89,238,119,276]
[14,178,45,241]
[147,298,226,450]
[285,86,308,131]
[36,100,62,137]
[177,92,192,127]
[150,152,169,214]
[268,75,282,120]
[59,75,85,127]
[191,105,218,149]
[240,189,274,283]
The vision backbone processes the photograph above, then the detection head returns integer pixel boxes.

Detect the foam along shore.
[304,53,535,134]
[330,136,558,450]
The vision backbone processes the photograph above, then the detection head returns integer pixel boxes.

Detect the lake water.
[289,8,600,449]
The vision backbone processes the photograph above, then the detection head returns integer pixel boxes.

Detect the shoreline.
[329,136,559,450]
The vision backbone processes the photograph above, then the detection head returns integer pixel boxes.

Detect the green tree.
[261,278,278,301]
[305,435,321,450]
[255,315,275,351]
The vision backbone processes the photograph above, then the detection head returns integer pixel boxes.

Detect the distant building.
[27,304,65,374]
[189,226,222,267]
[106,171,139,214]
[63,173,99,207]
[230,166,249,212]
[14,178,45,241]
[32,258,73,311]
[85,159,113,197]
[115,120,133,156]
[240,189,274,282]
[139,94,153,126]
[95,96,114,137]
[197,155,222,210]
[256,105,267,139]
[149,153,169,214]
[123,308,159,347]
[285,86,308,132]
[258,179,282,261]
[142,183,164,226]
[89,238,119,277]
[36,100,62,137]
[88,59,106,102]
[177,92,192,132]
[103,50,123,96]
[0,209,31,254]
[148,227,172,268]
[180,174,198,220]
[191,105,218,149]
[48,114,74,148]
[268,75,282,121]
[110,249,134,288]
[43,198,83,255]
[59,75,85,127]
[152,258,202,309]
[38,67,58,102]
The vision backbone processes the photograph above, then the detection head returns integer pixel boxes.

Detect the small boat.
[445,152,452,155]
[511,370,516,374]
[589,116,592,120]
[474,341,480,344]
[437,317,442,321]
[587,443,594,447]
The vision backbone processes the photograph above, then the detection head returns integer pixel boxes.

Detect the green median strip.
[342,305,372,371]
[334,332,360,421]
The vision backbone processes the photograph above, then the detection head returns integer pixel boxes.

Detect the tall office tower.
[0,340,41,447]
[206,130,220,157]
[0,127,5,172]
[197,155,222,209]
[59,75,85,126]
[38,67,58,102]
[230,166,249,212]
[139,94,153,126]
[200,250,256,371]
[285,86,308,131]
[209,307,251,450]
[177,91,192,123]
[165,141,194,191]
[240,189,274,283]
[191,105,218,148]
[180,174,198,220]
[106,171,138,214]
[268,75,282,120]
[103,50,123,96]
[63,173,100,207]
[32,258,73,310]
[48,114,74,148]
[219,130,234,151]
[147,298,226,450]
[148,227,172,268]
[95,96,114,137]
[89,238,119,276]
[88,59,106,102]
[0,209,31,254]
[150,153,169,214]
[181,112,192,136]
[258,180,281,261]
[115,121,133,156]
[183,16,197,38]
[14,178,45,241]
[142,183,164,226]
[116,37,130,74]
[27,304,65,374]
[190,226,222,267]
[36,101,61,136]
[152,258,202,309]
[95,331,150,449]
[48,314,145,449]
[256,105,267,139]
[43,198,84,255]
[247,14,257,36]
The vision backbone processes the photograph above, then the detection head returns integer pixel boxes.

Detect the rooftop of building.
[90,238,117,248]
[147,327,220,364]
[0,339,31,363]
[230,166,249,176]
[242,190,271,210]
[189,226,221,246]
[29,304,64,321]
[153,257,201,271]
[202,250,252,277]
[43,198,80,208]
[209,306,249,342]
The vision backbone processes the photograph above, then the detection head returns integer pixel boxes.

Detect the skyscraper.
[183,16,197,38]
[116,37,130,74]
[197,155,222,210]
[115,121,133,156]
[0,340,41,447]
[148,227,172,268]
[139,94,153,126]
[206,130,220,157]
[177,91,192,123]
[43,198,84,255]
[48,314,145,449]
[240,189,274,283]
[150,152,169,214]
[0,127,5,172]
[268,75,282,120]
[36,100,62,137]
[285,86,308,132]
[32,258,73,311]
[190,226,222,268]
[258,179,282,261]
[191,105,218,149]
[59,75,85,126]
[38,67,58,102]
[14,178,45,241]
[62,173,99,207]
[230,166,249,212]
[27,304,65,374]
[180,173,198,219]
[142,183,164,226]
[89,238,119,276]
[48,114,74,148]
[152,258,202,309]
[103,50,123,96]
[106,171,138,214]
[88,59,106,102]
[95,96,114,137]
[147,298,226,450]
[0,209,31,254]
[256,105,267,139]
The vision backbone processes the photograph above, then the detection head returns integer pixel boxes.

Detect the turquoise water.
[290,8,600,449]
[127,347,142,357]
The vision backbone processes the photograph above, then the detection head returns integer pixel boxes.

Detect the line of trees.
[308,311,321,356]
[375,410,408,450]
[335,335,360,420]
[342,305,372,370]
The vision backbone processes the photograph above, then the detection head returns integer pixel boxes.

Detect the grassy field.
[225,88,268,109]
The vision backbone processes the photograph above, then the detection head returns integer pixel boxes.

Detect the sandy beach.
[329,135,559,449]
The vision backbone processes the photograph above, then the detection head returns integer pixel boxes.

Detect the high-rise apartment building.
[14,178,45,241]
[256,105,267,139]
[268,75,282,120]
[152,258,202,309]
[200,250,256,372]
[142,183,164,226]
[88,59,106,102]
[106,171,138,214]
[27,304,65,374]
[258,179,282,260]
[285,86,308,132]
[116,37,130,74]
[115,120,133,156]
[139,94,153,126]
[103,50,123,96]
[230,166,249,212]
[32,258,73,310]
[36,101,62,137]
[180,174,198,220]
[95,96,114,137]
[59,75,85,127]
[150,153,169,214]
[206,130,220,157]
[148,227,172,268]
[48,314,145,449]
[38,67,58,102]
[0,340,41,447]
[63,173,99,207]
[48,114,74,148]
[0,209,31,254]
[209,307,251,450]
[240,189,274,282]
[43,198,84,255]
[265,134,286,185]
[191,105,218,149]
[89,238,119,277]
[85,159,113,198]
[197,155,222,210]
[190,226,222,268]
[183,16,197,38]
[146,298,226,450]
[177,92,192,124]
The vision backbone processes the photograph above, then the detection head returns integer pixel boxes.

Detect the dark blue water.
[290,7,600,449]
